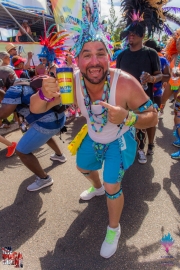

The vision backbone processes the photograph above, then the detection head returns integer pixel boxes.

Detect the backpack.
[13,76,68,113]
[13,77,68,138]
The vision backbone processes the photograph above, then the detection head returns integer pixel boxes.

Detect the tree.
[108,0,118,38]
[161,34,168,42]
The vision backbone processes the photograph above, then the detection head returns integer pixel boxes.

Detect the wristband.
[124,111,138,126]
[39,88,55,102]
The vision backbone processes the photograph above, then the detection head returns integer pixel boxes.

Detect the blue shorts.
[16,126,60,154]
[77,134,126,184]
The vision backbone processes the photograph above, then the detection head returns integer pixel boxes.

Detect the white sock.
[108,224,120,231]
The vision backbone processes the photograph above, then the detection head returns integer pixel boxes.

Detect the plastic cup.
[56,67,74,105]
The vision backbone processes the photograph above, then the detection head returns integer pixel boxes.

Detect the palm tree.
[163,6,180,35]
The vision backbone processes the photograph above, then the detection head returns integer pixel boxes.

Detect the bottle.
[141,71,148,90]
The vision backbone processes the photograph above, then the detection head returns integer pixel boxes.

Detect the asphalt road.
[0,102,180,270]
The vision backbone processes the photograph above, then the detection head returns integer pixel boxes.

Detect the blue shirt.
[154,56,169,97]
[2,85,65,134]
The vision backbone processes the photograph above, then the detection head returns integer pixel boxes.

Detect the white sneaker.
[27,175,53,191]
[80,186,105,200]
[100,224,121,258]
[138,150,147,164]
[50,153,67,163]
[158,111,164,118]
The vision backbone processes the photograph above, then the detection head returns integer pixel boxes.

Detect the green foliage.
[108,0,119,39]
[107,0,126,43]
[161,34,168,42]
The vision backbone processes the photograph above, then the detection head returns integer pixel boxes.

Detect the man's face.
[128,32,143,47]
[9,48,17,56]
[76,41,109,84]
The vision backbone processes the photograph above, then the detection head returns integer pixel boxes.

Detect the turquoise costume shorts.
[76,128,137,184]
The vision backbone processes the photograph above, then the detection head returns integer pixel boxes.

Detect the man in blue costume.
[29,0,158,259]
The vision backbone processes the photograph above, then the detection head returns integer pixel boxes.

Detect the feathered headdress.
[165,28,180,61]
[38,27,70,63]
[120,0,168,40]
[61,0,112,57]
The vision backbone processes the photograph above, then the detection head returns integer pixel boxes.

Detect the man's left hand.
[140,72,154,84]
[99,101,128,125]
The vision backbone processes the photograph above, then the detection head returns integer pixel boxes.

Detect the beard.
[81,66,108,84]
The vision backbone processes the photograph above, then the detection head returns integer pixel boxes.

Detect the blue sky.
[0,0,179,41]
[101,0,180,31]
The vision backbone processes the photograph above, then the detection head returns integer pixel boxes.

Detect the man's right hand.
[27,52,33,60]
[42,77,60,99]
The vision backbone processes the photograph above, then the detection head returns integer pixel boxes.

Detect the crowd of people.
[0,0,180,261]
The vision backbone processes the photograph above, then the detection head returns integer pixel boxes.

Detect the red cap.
[13,57,26,66]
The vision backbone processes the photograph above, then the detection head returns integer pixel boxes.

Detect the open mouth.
[88,67,102,76]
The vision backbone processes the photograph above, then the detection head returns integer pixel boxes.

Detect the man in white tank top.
[29,0,158,260]
[30,40,158,258]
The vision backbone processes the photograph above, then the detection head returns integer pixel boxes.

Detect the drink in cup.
[56,67,74,104]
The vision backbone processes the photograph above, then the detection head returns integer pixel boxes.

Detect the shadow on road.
[0,162,61,255]
[163,160,180,216]
[39,158,165,270]
[62,116,86,144]
[156,119,175,155]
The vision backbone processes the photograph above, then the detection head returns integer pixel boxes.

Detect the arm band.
[138,99,153,113]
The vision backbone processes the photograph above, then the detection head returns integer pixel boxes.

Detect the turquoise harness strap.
[138,99,153,113]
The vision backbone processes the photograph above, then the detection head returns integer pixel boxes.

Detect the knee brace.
[105,187,123,200]
[81,171,90,176]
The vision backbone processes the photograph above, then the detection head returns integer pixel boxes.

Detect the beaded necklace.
[175,54,180,67]
[81,73,111,133]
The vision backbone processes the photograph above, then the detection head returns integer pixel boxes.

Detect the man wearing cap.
[5,43,32,70]
[12,55,29,78]
[116,1,163,165]
[5,43,17,66]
